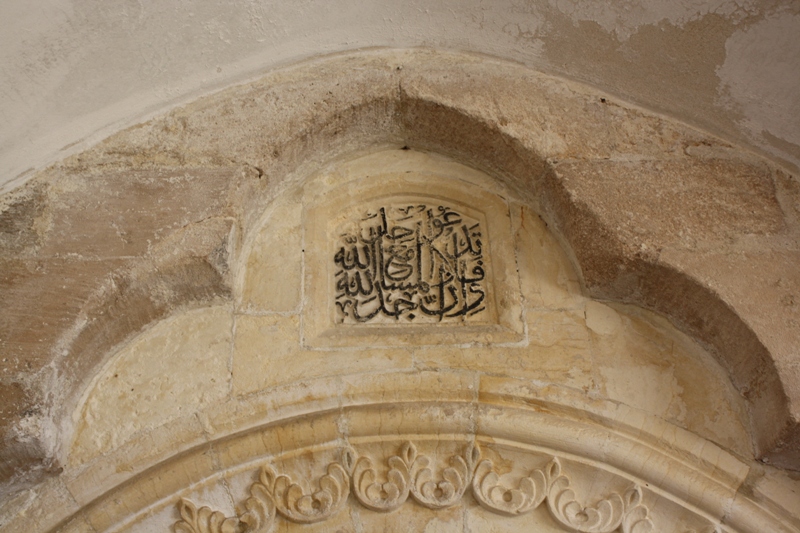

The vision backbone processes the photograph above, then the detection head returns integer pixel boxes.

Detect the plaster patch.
[717,11,800,168]
[549,0,759,41]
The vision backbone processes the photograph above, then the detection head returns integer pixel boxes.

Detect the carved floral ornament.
[173,441,721,533]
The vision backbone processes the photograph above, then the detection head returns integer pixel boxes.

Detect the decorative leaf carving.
[546,458,626,533]
[269,461,350,523]
[409,442,477,509]
[620,487,653,533]
[471,458,547,516]
[172,442,665,533]
[174,499,240,533]
[351,441,414,511]
[236,467,276,533]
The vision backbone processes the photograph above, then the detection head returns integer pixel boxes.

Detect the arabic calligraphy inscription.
[334,203,489,324]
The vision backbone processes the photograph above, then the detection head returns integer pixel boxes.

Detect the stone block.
[39,169,236,259]
[233,313,414,396]
[411,310,594,391]
[586,301,751,456]
[239,200,303,313]
[0,257,126,376]
[69,306,232,466]
[338,370,478,406]
[550,158,784,251]
[510,202,583,311]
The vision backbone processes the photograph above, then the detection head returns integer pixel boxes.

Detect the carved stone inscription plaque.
[334,203,488,324]
[303,168,524,347]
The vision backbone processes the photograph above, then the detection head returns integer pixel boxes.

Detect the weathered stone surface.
[1,50,800,531]
[659,249,800,466]
[58,150,760,486]
[0,257,126,375]
[232,314,414,395]
[69,306,233,466]
[4,384,792,532]
[66,54,403,233]
[535,157,797,464]
[776,169,800,228]
[0,171,238,491]
[510,203,583,311]
[39,169,236,258]
[0,476,81,533]
[550,158,784,249]
[587,301,752,456]
[60,256,231,391]
[0,185,47,256]
[0,381,48,489]
[400,52,710,164]
[239,200,302,313]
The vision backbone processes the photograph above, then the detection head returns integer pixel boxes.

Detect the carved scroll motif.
[173,441,712,533]
[174,500,240,533]
[546,457,627,533]
[409,442,478,509]
[546,457,655,533]
[334,203,488,324]
[472,456,547,516]
[349,441,414,511]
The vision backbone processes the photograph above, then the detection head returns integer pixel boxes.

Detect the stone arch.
[1,50,799,532]
[43,148,773,532]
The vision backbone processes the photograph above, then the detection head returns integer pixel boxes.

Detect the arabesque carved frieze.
[173,441,722,533]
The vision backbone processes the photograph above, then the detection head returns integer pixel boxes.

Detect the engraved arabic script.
[334,203,488,324]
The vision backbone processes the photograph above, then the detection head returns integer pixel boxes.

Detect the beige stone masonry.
[1,50,799,532]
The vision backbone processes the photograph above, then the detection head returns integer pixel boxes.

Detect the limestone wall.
[1,50,799,532]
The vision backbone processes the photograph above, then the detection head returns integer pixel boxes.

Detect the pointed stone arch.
[1,50,798,532]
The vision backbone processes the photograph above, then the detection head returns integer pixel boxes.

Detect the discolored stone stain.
[0,380,47,487]
[0,185,47,255]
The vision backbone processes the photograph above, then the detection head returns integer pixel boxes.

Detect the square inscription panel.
[334,201,489,325]
[304,173,524,347]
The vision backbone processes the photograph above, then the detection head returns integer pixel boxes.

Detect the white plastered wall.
[1,0,799,193]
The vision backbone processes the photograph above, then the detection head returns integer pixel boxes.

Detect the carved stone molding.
[172,441,719,533]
